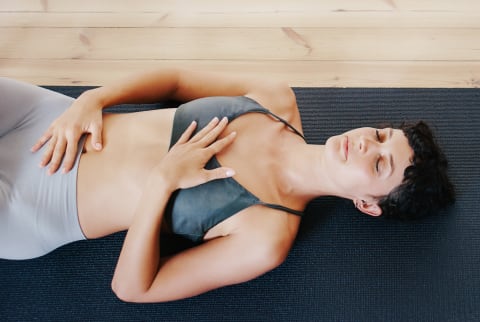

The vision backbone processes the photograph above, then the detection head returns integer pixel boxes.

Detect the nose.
[359,136,376,154]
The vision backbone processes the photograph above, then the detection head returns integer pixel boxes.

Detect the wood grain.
[1,0,479,87]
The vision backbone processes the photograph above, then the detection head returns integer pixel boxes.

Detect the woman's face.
[324,127,413,203]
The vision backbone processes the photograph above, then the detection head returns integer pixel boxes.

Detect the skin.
[31,68,413,302]
[322,127,413,215]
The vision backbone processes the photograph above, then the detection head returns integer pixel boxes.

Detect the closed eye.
[375,130,382,172]
[375,128,395,176]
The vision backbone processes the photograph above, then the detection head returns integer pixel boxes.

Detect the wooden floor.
[1,0,479,87]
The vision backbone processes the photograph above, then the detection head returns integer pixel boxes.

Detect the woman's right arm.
[32,68,294,174]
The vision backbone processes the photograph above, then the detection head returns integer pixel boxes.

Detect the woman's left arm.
[111,117,240,302]
[111,116,290,303]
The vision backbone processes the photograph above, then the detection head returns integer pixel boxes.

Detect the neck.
[282,143,349,202]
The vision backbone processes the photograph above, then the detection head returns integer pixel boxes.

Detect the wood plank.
[1,12,479,28]
[1,0,479,13]
[1,27,478,61]
[1,59,479,88]
[1,1,478,88]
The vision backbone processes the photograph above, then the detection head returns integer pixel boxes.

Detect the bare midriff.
[77,108,177,238]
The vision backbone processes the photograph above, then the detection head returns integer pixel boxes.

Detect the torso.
[77,98,305,241]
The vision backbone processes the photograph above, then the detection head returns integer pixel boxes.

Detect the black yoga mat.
[1,87,479,322]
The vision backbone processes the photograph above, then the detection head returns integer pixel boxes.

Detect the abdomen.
[76,108,176,238]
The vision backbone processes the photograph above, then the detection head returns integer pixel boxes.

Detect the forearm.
[111,176,174,299]
[81,68,180,108]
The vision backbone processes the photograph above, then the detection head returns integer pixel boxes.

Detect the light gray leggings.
[0,78,86,260]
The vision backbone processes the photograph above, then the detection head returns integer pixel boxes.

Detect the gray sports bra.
[164,96,305,242]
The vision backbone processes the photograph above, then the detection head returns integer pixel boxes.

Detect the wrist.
[146,167,178,195]
[81,87,108,109]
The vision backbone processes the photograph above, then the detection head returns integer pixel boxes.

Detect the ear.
[353,199,382,217]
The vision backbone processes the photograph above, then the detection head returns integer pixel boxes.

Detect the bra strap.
[259,202,304,217]
[264,111,306,142]
[242,96,306,142]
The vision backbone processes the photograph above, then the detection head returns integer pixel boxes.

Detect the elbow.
[111,279,132,303]
[111,279,146,303]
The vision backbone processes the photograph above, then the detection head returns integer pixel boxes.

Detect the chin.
[324,135,342,161]
[325,135,339,146]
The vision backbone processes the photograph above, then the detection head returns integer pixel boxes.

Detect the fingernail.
[95,143,102,150]
[226,169,235,177]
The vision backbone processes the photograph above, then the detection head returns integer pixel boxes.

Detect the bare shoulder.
[245,81,301,126]
[172,68,301,130]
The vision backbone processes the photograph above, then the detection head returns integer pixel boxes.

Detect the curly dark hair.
[378,121,455,220]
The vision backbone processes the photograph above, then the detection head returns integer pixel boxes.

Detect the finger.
[62,132,81,174]
[90,123,103,151]
[196,117,228,146]
[39,136,57,167]
[203,167,236,182]
[205,131,236,155]
[31,130,53,152]
[48,137,67,175]
[176,121,198,145]
[61,144,78,174]
[190,117,221,143]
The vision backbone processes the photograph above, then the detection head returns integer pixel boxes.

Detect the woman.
[0,69,454,302]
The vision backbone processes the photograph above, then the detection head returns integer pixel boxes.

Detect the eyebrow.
[388,128,395,177]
